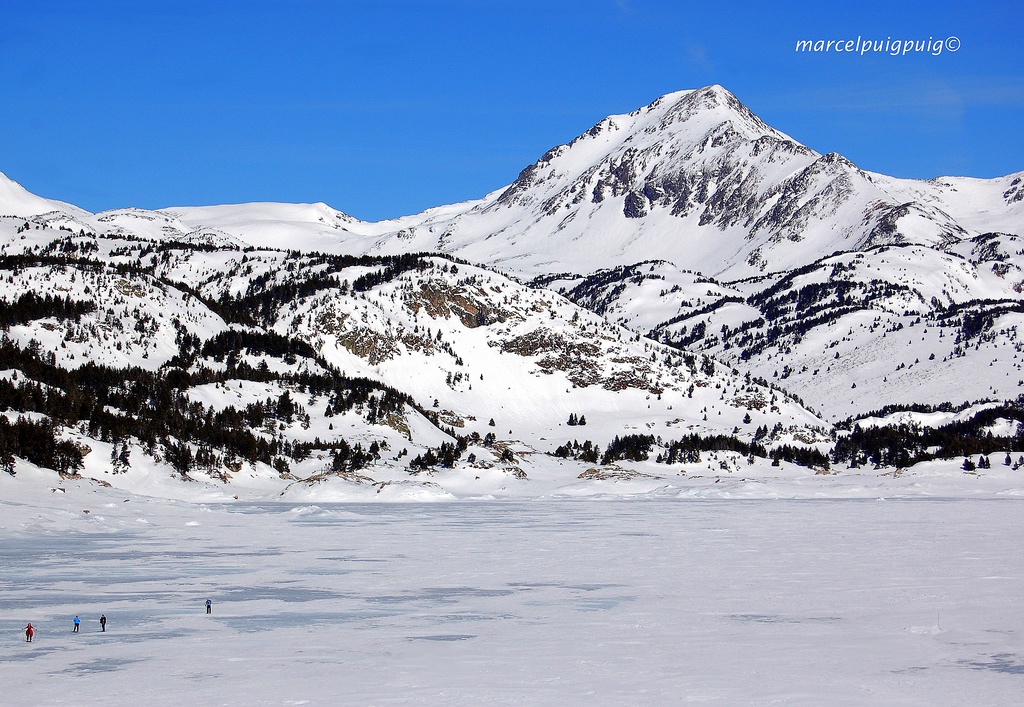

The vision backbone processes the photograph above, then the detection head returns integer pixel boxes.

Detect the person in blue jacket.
[206,599,212,614]
[73,615,80,633]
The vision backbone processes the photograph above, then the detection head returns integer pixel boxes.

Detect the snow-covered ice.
[3,478,1024,705]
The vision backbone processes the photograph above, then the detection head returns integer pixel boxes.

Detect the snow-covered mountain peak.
[647,84,787,142]
[357,86,1021,280]
[0,171,89,220]
[491,85,798,213]
[0,171,39,211]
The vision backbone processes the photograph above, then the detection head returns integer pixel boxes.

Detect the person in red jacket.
[25,623,34,642]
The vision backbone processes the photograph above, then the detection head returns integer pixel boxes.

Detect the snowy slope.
[143,245,826,451]
[560,238,1024,419]
[0,173,90,222]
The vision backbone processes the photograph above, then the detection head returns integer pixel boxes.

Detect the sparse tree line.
[646,244,1021,363]
[0,328,417,478]
[831,399,1024,469]
[407,429,514,472]
[554,433,829,469]
[0,416,84,476]
[660,277,913,360]
[217,251,471,327]
[0,292,96,328]
[550,399,1024,472]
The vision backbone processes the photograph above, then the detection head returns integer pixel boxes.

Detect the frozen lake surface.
[4,495,1024,705]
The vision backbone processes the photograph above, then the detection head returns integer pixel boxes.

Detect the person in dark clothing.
[73,615,80,633]
[25,623,34,642]
[100,614,106,632]
[206,599,212,614]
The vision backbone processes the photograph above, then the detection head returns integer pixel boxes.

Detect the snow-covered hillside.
[552,234,1024,419]
[0,219,836,498]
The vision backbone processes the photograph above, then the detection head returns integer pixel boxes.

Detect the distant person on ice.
[25,623,34,642]
[73,615,80,633]
[206,599,212,614]
[100,614,106,632]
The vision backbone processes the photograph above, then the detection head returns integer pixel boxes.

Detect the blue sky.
[1,0,1021,220]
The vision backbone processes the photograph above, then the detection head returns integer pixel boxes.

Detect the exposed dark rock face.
[623,191,648,219]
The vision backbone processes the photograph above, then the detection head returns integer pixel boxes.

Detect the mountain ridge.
[3,85,1022,279]
[0,86,1022,498]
